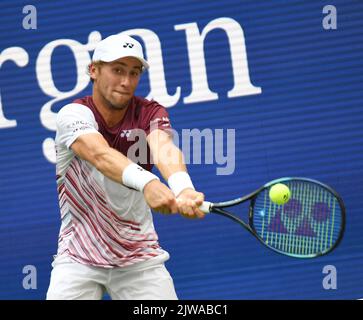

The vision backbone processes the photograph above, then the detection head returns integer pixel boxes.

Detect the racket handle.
[199,201,212,213]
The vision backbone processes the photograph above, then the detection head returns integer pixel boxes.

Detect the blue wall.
[0,0,362,299]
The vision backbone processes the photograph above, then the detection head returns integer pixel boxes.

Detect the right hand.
[143,179,178,214]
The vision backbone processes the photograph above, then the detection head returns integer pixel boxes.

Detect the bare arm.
[147,129,205,218]
[71,133,131,183]
[147,129,187,181]
[70,132,178,213]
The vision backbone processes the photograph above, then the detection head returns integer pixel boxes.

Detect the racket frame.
[208,177,346,258]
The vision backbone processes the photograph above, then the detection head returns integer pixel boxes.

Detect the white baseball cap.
[92,34,149,70]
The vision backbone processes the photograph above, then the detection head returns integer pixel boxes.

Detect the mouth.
[114,91,130,96]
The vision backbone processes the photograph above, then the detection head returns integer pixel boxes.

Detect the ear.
[89,63,98,81]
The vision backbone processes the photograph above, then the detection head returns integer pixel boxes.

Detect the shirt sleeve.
[143,103,173,137]
[56,103,100,149]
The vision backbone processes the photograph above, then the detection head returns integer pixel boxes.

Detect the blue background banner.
[0,0,362,299]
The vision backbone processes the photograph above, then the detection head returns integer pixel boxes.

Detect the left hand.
[176,188,205,219]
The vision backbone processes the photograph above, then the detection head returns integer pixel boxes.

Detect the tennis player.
[46,34,205,300]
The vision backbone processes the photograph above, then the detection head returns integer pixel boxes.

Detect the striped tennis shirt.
[54,96,172,268]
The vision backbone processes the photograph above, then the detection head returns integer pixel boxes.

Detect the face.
[91,57,143,110]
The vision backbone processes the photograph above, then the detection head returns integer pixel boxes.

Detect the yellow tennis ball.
[269,183,291,205]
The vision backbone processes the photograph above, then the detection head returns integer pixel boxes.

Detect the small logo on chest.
[120,130,132,138]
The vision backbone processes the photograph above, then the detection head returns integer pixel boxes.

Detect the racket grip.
[199,201,212,213]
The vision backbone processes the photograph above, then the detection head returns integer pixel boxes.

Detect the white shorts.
[46,253,178,300]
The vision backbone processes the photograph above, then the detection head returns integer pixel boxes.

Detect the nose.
[120,74,131,88]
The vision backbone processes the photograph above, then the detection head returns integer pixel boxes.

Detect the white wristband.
[167,171,195,197]
[122,163,159,192]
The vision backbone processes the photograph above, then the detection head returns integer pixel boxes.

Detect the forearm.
[71,133,158,191]
[147,129,189,180]
[147,130,205,217]
[87,146,161,192]
[156,146,195,197]
[148,131,194,196]
[93,146,132,183]
[154,144,188,181]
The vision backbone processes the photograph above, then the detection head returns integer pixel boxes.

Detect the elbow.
[71,134,112,172]
[93,151,107,171]
[88,148,109,172]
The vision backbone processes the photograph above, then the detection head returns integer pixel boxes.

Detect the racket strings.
[253,181,343,257]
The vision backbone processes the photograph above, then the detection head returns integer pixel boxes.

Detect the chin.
[113,94,131,106]
[109,100,129,110]
[109,103,127,110]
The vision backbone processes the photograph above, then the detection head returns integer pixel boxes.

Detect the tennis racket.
[200,177,345,258]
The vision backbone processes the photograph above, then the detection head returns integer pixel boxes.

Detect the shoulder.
[132,97,172,132]
[134,96,169,118]
[57,103,95,121]
[134,96,166,111]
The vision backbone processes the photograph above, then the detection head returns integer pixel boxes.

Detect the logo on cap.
[123,43,134,48]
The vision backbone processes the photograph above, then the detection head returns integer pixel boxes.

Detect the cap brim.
[96,54,149,70]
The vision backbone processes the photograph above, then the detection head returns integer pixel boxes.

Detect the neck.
[92,89,129,127]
